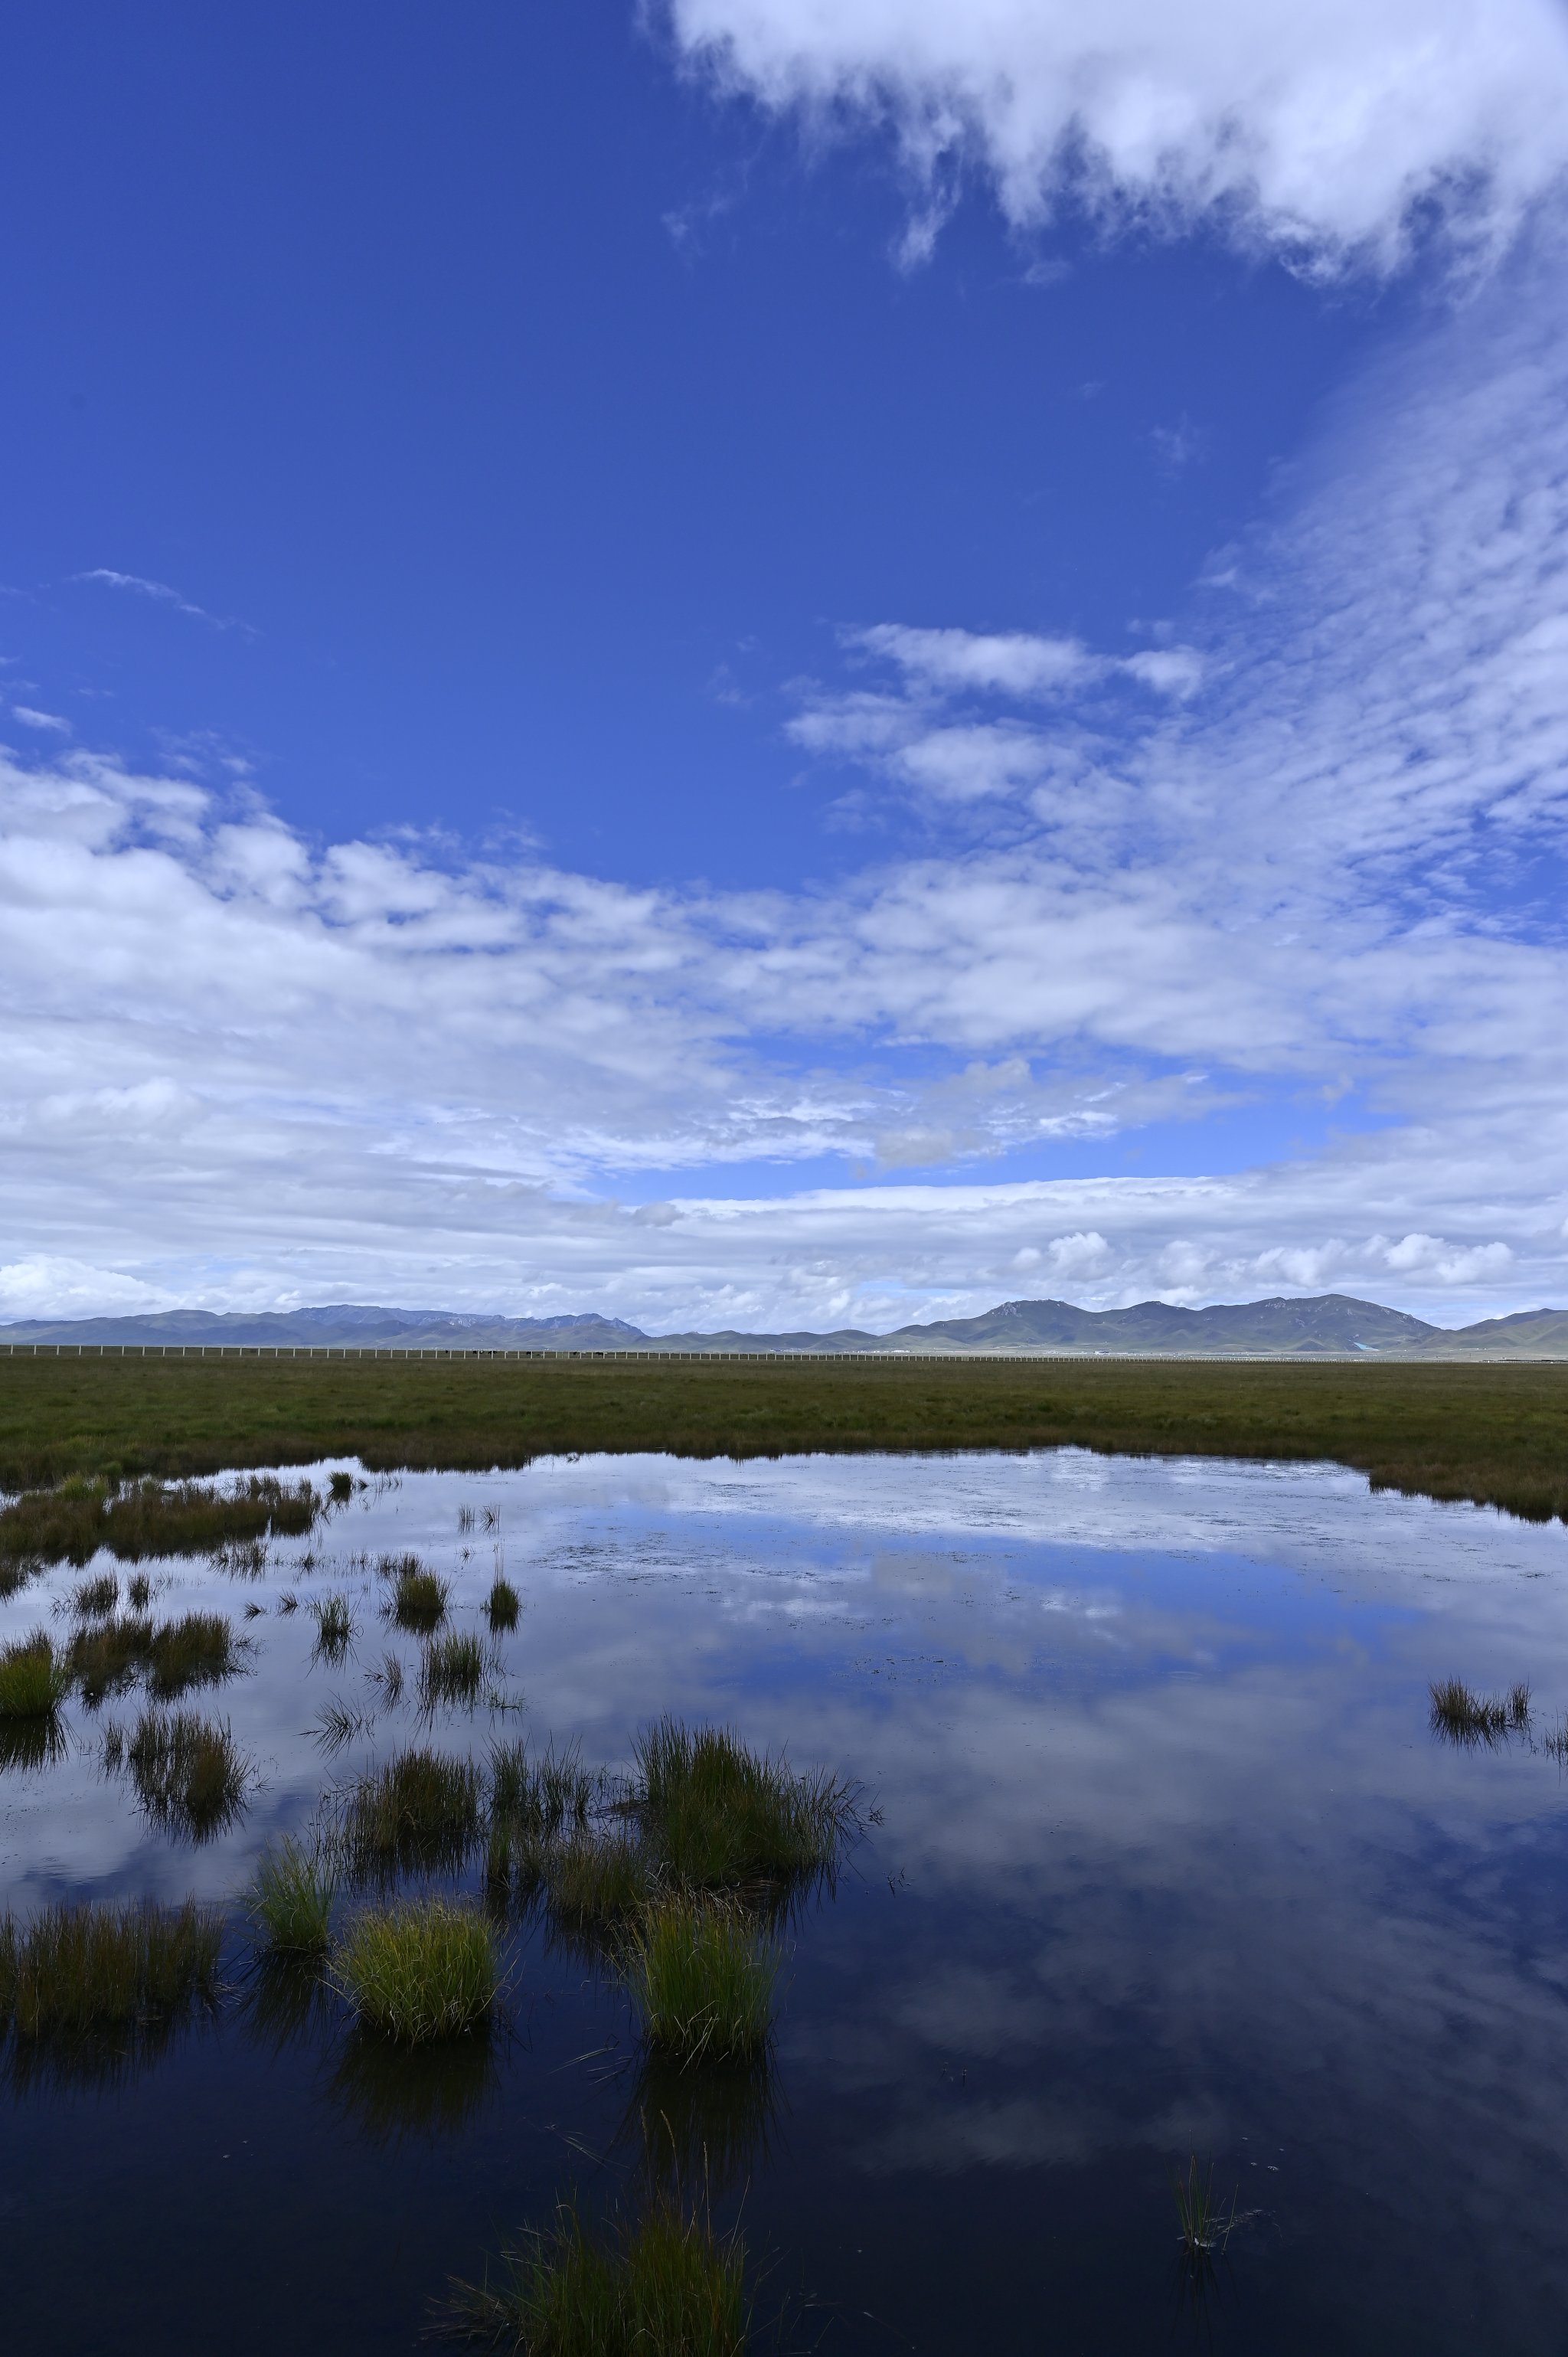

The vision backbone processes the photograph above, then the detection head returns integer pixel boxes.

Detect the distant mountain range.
[4,1294,1567,1357]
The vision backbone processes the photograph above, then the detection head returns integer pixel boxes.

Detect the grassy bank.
[0,1354,1564,1521]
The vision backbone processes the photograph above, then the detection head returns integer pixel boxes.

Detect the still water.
[5,1447,1568,2354]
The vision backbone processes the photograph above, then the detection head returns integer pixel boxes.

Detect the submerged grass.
[106,1708,252,1839]
[0,1471,319,1571]
[626,1896,778,2065]
[1429,1676,1531,1745]
[0,1898,222,2036]
[420,1630,488,1710]
[340,1746,485,1875]
[247,1835,337,1954]
[0,1631,72,1718]
[443,2198,750,2355]
[335,1895,499,2044]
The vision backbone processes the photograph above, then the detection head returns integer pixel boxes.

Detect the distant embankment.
[1,1352,1564,1526]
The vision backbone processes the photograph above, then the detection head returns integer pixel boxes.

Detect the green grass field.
[0,1354,1564,1521]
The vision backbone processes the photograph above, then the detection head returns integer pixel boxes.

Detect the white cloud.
[5,240,1568,1327]
[70,569,254,635]
[665,0,1568,273]
[10,706,70,734]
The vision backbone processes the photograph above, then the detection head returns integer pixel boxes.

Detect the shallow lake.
[5,1446,1568,2354]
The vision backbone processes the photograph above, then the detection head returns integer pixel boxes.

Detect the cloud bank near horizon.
[5,232,1568,1332]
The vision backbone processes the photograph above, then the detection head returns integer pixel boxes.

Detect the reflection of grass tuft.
[444,2198,749,2355]
[247,1835,337,1954]
[626,1896,777,2064]
[106,1708,252,1839]
[336,1896,499,2044]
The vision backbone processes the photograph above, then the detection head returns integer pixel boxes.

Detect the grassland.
[0,1354,1563,1522]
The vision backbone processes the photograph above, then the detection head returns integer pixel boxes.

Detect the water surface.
[4,1448,1568,2353]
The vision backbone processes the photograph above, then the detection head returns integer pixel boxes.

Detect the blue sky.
[4,0,1568,1331]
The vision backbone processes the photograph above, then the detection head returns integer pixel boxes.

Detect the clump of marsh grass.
[387,1559,449,1633]
[487,1577,521,1633]
[126,1571,152,1610]
[0,1631,72,1719]
[368,1651,406,1705]
[106,1708,253,1840]
[247,1834,338,1955]
[309,1591,357,1663]
[491,1741,596,1839]
[545,1832,657,1935]
[443,2197,749,2355]
[0,1473,320,1574]
[72,1571,119,1618]
[277,1590,299,1614]
[632,1718,857,1894]
[1171,2155,1250,2260]
[626,1896,778,2066]
[328,1469,355,1504]
[0,1898,222,2038]
[339,1747,484,1877]
[420,1630,489,1711]
[1429,1677,1529,1747]
[68,1610,239,1706]
[335,1895,500,2044]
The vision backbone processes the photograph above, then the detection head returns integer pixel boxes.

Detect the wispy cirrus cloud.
[70,569,256,636]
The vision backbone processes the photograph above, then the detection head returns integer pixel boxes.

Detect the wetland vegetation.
[1,1353,1564,1522]
[444,2197,750,2357]
[335,1894,500,2045]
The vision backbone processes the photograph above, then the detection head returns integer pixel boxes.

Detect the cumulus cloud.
[665,0,1568,272]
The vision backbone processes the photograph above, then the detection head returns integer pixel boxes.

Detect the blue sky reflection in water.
[5,1450,1568,2352]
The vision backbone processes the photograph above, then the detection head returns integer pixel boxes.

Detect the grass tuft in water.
[443,2197,749,2355]
[335,1895,500,2044]
[126,1571,152,1610]
[341,1747,484,1875]
[545,1832,656,1933]
[387,1560,449,1633]
[420,1631,488,1711]
[633,1718,856,1892]
[626,1896,778,2065]
[68,1610,238,1705]
[310,1592,357,1662]
[328,1469,355,1503]
[1429,1676,1529,1746]
[247,1835,338,1954]
[72,1571,119,1618]
[491,1741,596,1839]
[315,1696,373,1754]
[0,1631,72,1719]
[107,1708,252,1839]
[1171,2155,1240,2257]
[0,1473,319,1573]
[1,1898,222,2036]
[487,1577,521,1632]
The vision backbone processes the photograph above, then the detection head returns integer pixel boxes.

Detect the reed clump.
[0,1473,319,1571]
[247,1835,338,1954]
[0,1898,222,2037]
[106,1708,252,1839]
[73,1571,119,1618]
[545,1832,656,1933]
[491,1741,596,1839]
[335,1895,499,2044]
[340,1747,484,1875]
[420,1630,488,1710]
[444,2198,749,2355]
[632,1718,855,1892]
[387,1560,449,1633]
[487,1577,521,1632]
[626,1896,778,2065]
[1429,1676,1530,1745]
[0,1631,72,1719]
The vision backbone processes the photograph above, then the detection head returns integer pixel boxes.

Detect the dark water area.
[5,1448,1568,2354]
